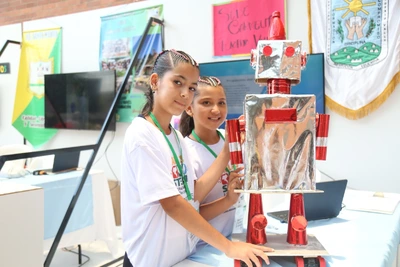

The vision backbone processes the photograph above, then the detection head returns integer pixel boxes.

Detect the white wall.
[0,24,24,146]
[1,0,399,193]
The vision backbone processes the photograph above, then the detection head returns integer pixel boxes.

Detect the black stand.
[78,244,82,264]
[43,16,164,267]
[0,40,21,57]
[99,256,124,267]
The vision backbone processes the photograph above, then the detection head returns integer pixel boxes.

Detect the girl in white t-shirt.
[121,50,273,267]
[179,76,246,251]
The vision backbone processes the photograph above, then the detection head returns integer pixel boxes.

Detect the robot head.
[251,40,304,85]
[249,11,307,89]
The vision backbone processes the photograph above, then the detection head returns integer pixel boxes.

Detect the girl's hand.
[226,167,244,204]
[225,241,274,267]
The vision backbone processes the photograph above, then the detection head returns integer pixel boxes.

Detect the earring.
[151,84,157,93]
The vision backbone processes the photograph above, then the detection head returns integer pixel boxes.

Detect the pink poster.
[213,0,286,57]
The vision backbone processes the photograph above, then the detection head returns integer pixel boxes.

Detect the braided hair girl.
[121,51,273,267]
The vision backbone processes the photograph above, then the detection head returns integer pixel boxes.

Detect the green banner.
[100,5,163,122]
[12,28,62,148]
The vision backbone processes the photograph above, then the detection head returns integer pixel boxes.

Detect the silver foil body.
[244,94,316,191]
[254,40,302,84]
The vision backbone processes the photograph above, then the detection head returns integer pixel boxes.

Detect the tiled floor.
[47,227,125,267]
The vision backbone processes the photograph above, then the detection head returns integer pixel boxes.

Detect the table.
[175,189,400,267]
[0,169,119,256]
[0,183,43,267]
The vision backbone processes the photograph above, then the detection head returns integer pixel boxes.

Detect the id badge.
[233,194,246,233]
[188,199,200,252]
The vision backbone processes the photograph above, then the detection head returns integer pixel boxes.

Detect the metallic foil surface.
[254,40,303,85]
[244,94,316,191]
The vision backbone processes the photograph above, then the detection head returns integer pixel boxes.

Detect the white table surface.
[175,189,400,267]
[0,169,119,256]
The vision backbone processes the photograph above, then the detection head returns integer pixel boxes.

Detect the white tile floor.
[46,226,125,267]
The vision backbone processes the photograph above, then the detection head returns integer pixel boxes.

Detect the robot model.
[229,11,330,267]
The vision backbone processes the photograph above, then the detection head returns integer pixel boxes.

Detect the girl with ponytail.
[121,51,272,267]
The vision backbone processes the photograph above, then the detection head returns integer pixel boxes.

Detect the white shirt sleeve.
[129,142,180,205]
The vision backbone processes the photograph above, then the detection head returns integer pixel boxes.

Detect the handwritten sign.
[213,0,286,56]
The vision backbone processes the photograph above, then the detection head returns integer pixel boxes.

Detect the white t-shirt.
[121,117,197,267]
[185,133,243,249]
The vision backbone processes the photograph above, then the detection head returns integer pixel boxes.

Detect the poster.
[12,28,62,148]
[213,0,286,57]
[99,5,163,122]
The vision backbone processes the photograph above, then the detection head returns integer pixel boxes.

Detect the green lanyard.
[191,130,231,174]
[149,113,192,200]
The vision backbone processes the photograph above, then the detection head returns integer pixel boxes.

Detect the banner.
[12,28,62,147]
[309,0,400,119]
[100,5,163,123]
[213,0,286,57]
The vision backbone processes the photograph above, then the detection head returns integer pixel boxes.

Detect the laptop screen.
[304,179,348,221]
[267,180,348,222]
[52,151,80,173]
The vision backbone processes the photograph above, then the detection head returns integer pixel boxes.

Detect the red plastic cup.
[226,119,243,165]
[316,114,330,160]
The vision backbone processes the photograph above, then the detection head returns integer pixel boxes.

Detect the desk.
[0,170,118,256]
[175,189,400,267]
[0,183,43,267]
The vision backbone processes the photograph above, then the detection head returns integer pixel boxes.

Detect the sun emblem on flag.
[327,0,388,70]
[335,0,376,18]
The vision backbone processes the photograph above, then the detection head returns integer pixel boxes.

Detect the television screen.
[44,70,116,131]
[198,53,325,127]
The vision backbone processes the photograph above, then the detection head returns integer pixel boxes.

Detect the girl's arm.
[199,169,243,220]
[194,138,230,203]
[199,196,234,221]
[159,195,273,267]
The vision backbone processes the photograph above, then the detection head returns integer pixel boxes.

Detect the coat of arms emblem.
[327,0,388,70]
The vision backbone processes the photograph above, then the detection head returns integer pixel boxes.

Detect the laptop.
[267,179,348,223]
[52,151,80,173]
[33,151,81,175]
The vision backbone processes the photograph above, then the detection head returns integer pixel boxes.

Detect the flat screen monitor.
[198,53,325,127]
[44,70,116,131]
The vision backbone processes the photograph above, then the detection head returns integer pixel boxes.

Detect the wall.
[0,0,399,193]
[0,24,24,146]
[0,0,144,26]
